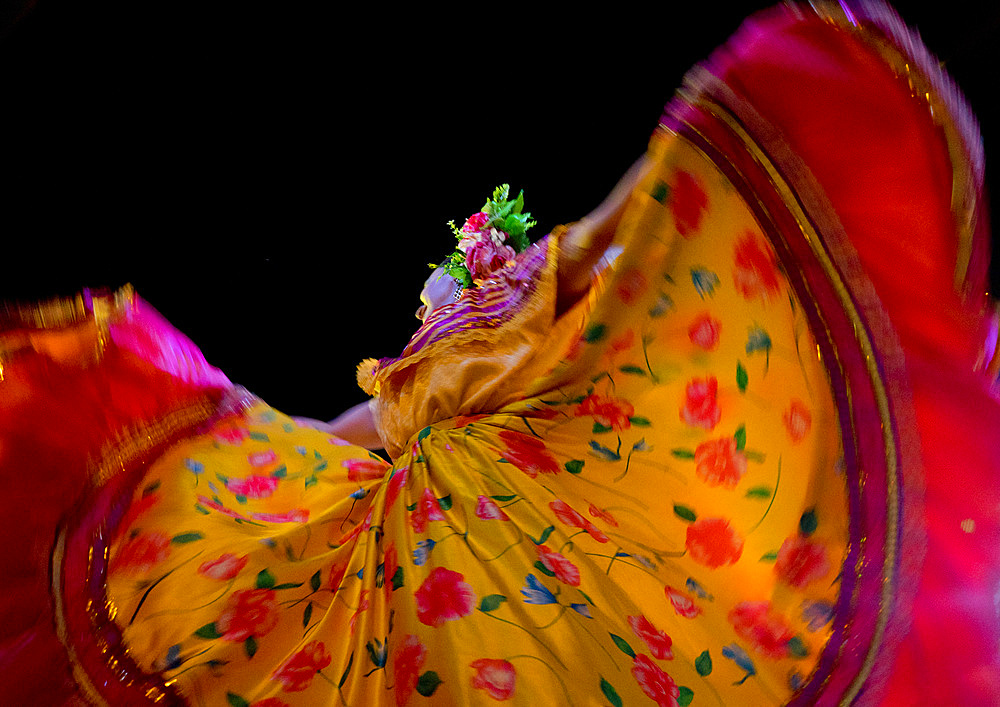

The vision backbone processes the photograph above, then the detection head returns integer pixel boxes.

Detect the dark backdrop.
[2,2,997,420]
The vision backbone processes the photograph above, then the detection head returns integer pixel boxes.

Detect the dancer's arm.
[556,154,651,315]
[294,400,384,450]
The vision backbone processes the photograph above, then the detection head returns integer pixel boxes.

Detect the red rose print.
[247,449,279,468]
[588,503,619,527]
[383,544,399,593]
[616,269,649,305]
[774,535,830,588]
[226,474,280,499]
[536,545,581,586]
[112,531,171,575]
[664,586,703,618]
[385,467,409,515]
[549,499,609,543]
[628,615,674,659]
[728,601,794,658]
[687,312,721,351]
[632,654,681,707]
[733,231,781,301]
[271,641,331,692]
[394,635,427,706]
[470,658,516,700]
[574,394,635,432]
[783,399,812,443]
[343,457,388,481]
[251,509,309,524]
[410,488,446,533]
[499,430,560,478]
[213,423,249,445]
[694,437,747,488]
[668,169,709,237]
[685,517,744,568]
[350,589,370,634]
[216,588,280,641]
[250,699,290,707]
[414,567,476,627]
[680,376,721,430]
[476,495,510,521]
[462,211,490,233]
[328,561,348,590]
[197,553,249,581]
[611,329,636,353]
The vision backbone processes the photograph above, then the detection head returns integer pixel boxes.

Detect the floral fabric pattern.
[106,131,849,705]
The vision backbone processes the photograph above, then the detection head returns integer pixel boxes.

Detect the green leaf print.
[671,449,696,460]
[416,671,443,697]
[737,361,749,393]
[530,526,555,545]
[255,569,276,589]
[610,633,636,658]
[564,460,585,475]
[534,561,557,578]
[745,486,772,499]
[479,594,507,613]
[310,570,321,592]
[734,425,747,451]
[787,636,810,658]
[303,601,313,628]
[619,365,647,376]
[391,565,404,591]
[673,504,697,522]
[437,495,453,511]
[194,622,222,639]
[800,508,818,536]
[678,685,695,706]
[584,323,607,343]
[600,677,624,707]
[171,532,204,544]
[226,693,250,707]
[338,652,354,688]
[629,416,651,427]
[760,551,778,562]
[650,180,670,204]
[695,650,713,676]
[244,636,257,659]
[593,422,614,434]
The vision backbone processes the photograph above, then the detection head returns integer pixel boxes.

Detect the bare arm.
[556,154,651,316]
[293,400,384,450]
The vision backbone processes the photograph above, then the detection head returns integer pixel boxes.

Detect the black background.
[2,2,997,419]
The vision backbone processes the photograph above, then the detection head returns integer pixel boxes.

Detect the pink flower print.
[668,168,709,237]
[198,553,249,580]
[549,499,609,543]
[498,430,560,478]
[616,269,649,305]
[383,544,399,593]
[774,535,830,588]
[574,394,635,432]
[687,312,721,350]
[680,376,721,430]
[112,531,171,575]
[384,467,409,515]
[588,503,619,527]
[536,545,581,586]
[414,567,476,627]
[271,641,331,692]
[350,589,370,634]
[693,437,747,488]
[410,488,446,533]
[247,449,279,468]
[728,601,795,659]
[733,231,782,301]
[783,399,812,443]
[632,654,681,707]
[216,589,280,641]
[685,517,744,568]
[470,658,516,700]
[664,586,703,618]
[476,495,510,521]
[226,474,280,499]
[628,615,674,659]
[250,508,309,524]
[328,561,348,590]
[197,494,247,520]
[461,211,490,234]
[213,423,249,445]
[394,635,427,706]
[342,457,389,481]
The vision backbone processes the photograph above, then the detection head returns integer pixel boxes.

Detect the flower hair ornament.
[434,184,537,290]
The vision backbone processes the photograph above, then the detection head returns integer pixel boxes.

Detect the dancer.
[2,2,998,705]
